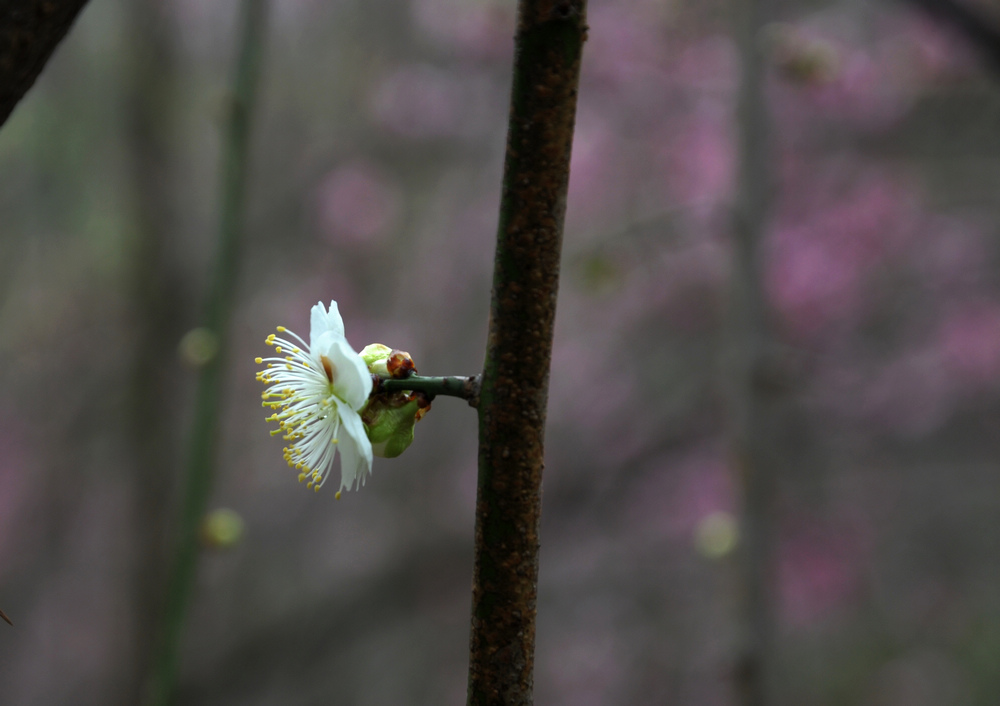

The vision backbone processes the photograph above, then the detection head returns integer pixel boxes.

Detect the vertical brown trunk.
[468,2,587,705]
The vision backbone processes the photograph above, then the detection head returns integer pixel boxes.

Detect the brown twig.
[378,374,481,406]
[467,2,587,704]
[0,608,12,626]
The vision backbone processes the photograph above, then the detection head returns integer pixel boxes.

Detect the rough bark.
[0,0,89,127]
[468,2,587,705]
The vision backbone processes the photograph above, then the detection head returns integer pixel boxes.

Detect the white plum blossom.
[256,301,373,497]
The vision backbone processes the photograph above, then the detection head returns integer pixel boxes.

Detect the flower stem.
[147,2,267,704]
[378,374,480,405]
[467,2,587,704]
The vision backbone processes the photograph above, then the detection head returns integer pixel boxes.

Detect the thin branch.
[123,0,184,702]
[729,0,777,703]
[378,374,481,406]
[147,2,268,704]
[0,0,90,127]
[468,2,587,705]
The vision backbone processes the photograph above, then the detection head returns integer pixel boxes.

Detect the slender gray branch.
[148,2,268,704]
[729,0,777,703]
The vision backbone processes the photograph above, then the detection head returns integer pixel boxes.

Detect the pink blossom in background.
[547,338,635,434]
[778,514,870,627]
[768,229,865,336]
[543,630,625,706]
[369,64,465,139]
[315,161,400,244]
[626,447,733,543]
[910,215,990,295]
[669,35,737,94]
[565,114,633,233]
[657,104,734,221]
[605,237,728,331]
[937,301,1000,384]
[861,348,959,435]
[768,173,919,338]
[585,7,670,89]
[773,24,916,132]
[896,14,977,83]
[410,0,511,60]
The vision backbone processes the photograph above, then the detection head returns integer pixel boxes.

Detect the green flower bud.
[360,343,393,376]
[359,344,427,457]
[360,343,416,379]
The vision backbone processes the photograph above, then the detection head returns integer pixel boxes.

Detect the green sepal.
[362,396,420,458]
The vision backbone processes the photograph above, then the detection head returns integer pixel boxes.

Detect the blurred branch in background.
[123,0,186,702]
[729,0,778,703]
[148,1,269,704]
[468,1,587,704]
[902,0,1000,74]
[0,0,90,126]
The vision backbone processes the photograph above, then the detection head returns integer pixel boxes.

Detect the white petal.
[315,332,373,410]
[309,300,345,348]
[333,397,373,491]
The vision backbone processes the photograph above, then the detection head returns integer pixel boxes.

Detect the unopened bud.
[360,343,393,375]
[360,343,416,378]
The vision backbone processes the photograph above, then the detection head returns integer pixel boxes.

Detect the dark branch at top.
[902,0,1000,75]
[0,0,90,127]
